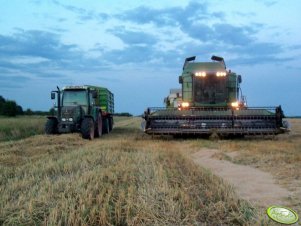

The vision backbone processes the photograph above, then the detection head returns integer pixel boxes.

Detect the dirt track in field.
[191,148,292,207]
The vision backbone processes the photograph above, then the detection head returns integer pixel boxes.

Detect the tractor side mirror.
[92,91,97,99]
[238,75,242,84]
[179,76,183,84]
[51,92,55,99]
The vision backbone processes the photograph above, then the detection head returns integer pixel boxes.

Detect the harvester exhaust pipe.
[183,56,196,70]
[211,55,226,69]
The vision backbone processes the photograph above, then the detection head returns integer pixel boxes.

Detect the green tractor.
[143,56,289,136]
[45,85,114,139]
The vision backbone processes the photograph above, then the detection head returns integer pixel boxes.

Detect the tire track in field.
[191,148,292,207]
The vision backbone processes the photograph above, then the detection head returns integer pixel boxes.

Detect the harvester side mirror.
[92,91,97,99]
[179,76,183,84]
[51,92,55,100]
[238,75,242,84]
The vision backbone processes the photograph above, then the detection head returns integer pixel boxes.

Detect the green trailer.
[45,85,114,139]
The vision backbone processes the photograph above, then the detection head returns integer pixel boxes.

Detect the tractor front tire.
[81,118,95,140]
[45,118,58,134]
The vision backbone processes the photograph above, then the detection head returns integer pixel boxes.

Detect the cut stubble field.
[0,116,300,225]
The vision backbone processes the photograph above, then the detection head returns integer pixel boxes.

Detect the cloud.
[228,55,294,66]
[48,0,291,67]
[0,29,78,60]
[110,29,157,45]
[256,0,278,7]
[0,74,31,89]
[0,29,115,88]
[0,75,29,83]
[0,0,295,90]
[108,2,291,67]
[51,0,109,23]
[104,45,155,64]
[118,2,222,27]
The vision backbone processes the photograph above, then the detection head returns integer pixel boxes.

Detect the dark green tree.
[2,101,17,116]
[25,108,33,115]
[0,96,5,115]
[16,105,24,115]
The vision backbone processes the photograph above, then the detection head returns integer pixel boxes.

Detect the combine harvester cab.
[143,56,289,136]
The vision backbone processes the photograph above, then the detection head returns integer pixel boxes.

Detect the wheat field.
[0,116,257,225]
[1,116,300,225]
[0,116,45,142]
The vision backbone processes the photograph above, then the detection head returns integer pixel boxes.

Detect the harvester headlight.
[195,72,206,77]
[68,118,73,122]
[181,102,190,108]
[62,118,66,122]
[216,72,226,77]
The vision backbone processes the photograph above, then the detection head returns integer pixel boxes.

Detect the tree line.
[0,95,133,117]
[0,95,51,117]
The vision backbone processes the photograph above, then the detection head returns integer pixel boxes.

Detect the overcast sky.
[0,0,300,115]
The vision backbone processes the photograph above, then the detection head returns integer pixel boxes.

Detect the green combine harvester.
[143,56,289,136]
[45,85,114,139]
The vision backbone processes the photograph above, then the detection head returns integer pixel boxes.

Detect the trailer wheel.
[108,118,113,132]
[103,118,109,134]
[81,118,95,140]
[95,113,102,138]
[45,118,58,134]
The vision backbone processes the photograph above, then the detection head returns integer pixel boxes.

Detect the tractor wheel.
[95,113,103,138]
[45,118,58,134]
[81,118,95,140]
[108,117,113,132]
[103,118,109,134]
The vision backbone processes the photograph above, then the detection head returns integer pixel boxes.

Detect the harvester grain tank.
[143,56,289,136]
[164,89,182,108]
[45,85,114,139]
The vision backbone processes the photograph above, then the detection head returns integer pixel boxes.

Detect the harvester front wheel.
[81,118,95,140]
[45,118,58,135]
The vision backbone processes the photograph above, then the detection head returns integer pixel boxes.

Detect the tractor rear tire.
[95,113,103,138]
[45,118,58,134]
[103,118,109,134]
[81,118,95,140]
[108,117,113,132]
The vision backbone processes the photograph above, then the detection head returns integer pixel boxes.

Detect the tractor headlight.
[62,118,66,122]
[181,102,190,108]
[231,102,239,108]
[68,118,73,122]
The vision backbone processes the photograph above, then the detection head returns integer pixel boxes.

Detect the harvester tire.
[103,118,109,134]
[81,118,95,140]
[45,118,58,134]
[95,113,102,138]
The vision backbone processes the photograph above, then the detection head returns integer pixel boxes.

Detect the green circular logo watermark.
[267,206,299,225]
